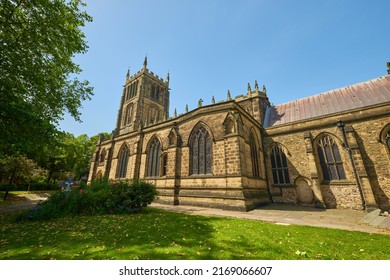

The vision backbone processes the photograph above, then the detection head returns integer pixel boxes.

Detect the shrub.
[19,179,158,221]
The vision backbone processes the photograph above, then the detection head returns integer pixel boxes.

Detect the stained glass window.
[116,145,129,178]
[147,138,161,177]
[270,145,290,185]
[317,136,346,181]
[249,132,260,177]
[190,126,212,175]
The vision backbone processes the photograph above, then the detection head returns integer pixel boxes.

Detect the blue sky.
[59,0,390,137]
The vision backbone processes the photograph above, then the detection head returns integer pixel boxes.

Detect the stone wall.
[265,104,390,210]
[89,101,271,211]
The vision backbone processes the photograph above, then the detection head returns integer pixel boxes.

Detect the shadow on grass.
[1,208,221,260]
[1,208,390,260]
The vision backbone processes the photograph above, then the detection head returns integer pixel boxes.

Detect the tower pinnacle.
[227,90,231,101]
[143,56,148,70]
[165,72,170,85]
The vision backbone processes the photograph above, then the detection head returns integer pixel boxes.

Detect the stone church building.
[88,58,390,212]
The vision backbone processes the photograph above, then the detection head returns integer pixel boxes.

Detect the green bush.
[19,179,158,221]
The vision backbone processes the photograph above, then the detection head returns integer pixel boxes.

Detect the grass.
[0,191,27,206]
[1,207,389,260]
[0,191,54,206]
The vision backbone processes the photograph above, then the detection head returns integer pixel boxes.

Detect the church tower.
[115,57,170,135]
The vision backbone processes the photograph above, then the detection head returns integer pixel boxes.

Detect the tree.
[43,132,111,183]
[0,0,93,158]
[1,155,46,199]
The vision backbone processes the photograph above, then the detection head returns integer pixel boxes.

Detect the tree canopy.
[0,0,93,157]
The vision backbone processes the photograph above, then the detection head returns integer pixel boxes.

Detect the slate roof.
[263,75,390,128]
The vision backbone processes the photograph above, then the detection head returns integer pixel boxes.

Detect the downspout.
[260,127,273,203]
[337,120,366,210]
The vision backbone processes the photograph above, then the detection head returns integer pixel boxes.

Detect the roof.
[264,75,390,128]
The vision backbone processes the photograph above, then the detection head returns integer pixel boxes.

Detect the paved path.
[151,203,390,236]
[0,193,50,213]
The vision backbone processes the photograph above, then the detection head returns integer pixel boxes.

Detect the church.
[88,58,390,212]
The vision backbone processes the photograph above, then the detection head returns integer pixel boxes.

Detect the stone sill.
[272,184,294,188]
[320,180,355,185]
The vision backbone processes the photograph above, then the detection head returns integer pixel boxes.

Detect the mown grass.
[0,192,27,206]
[1,207,389,260]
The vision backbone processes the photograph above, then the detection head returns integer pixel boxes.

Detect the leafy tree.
[1,155,47,199]
[43,132,111,182]
[0,0,93,158]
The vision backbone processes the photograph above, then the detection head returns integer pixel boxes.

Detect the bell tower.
[115,57,170,135]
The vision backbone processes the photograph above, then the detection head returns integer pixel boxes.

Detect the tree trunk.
[3,167,17,200]
[47,169,53,184]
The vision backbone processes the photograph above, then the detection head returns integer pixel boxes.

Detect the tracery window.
[147,138,161,177]
[148,106,160,125]
[249,132,260,177]
[162,154,168,176]
[317,136,346,181]
[387,131,390,151]
[116,145,129,178]
[270,145,290,185]
[190,126,212,175]
[95,171,103,180]
[123,104,133,126]
[99,149,106,163]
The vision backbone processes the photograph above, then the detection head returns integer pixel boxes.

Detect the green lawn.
[0,207,389,260]
[0,192,27,206]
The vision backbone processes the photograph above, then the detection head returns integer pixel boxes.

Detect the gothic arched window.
[317,136,346,181]
[387,131,390,151]
[249,132,260,177]
[190,126,212,175]
[147,138,161,177]
[123,104,133,126]
[270,145,290,185]
[116,144,129,178]
[99,149,106,163]
[95,170,103,180]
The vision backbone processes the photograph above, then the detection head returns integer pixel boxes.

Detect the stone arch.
[146,134,164,152]
[116,142,130,158]
[379,123,390,150]
[266,141,291,156]
[188,121,215,143]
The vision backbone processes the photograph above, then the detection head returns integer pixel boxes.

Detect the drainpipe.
[336,120,366,210]
[260,128,273,203]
